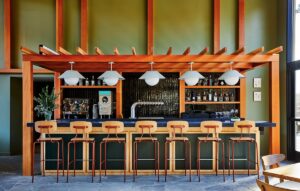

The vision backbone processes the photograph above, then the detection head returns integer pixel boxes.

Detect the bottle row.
[191,74,230,86]
[185,89,237,102]
[63,76,109,86]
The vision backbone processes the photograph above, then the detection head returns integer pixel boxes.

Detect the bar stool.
[197,121,225,182]
[133,121,159,182]
[165,121,191,182]
[32,121,64,183]
[99,121,126,182]
[228,120,259,182]
[67,121,95,182]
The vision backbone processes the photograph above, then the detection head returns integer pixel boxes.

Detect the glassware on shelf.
[91,76,95,86]
[85,78,89,86]
[213,91,218,102]
[79,79,83,86]
[97,79,102,86]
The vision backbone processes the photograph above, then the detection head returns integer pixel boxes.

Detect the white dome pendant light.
[179,62,205,86]
[139,62,165,86]
[98,62,125,86]
[59,61,85,86]
[219,62,245,85]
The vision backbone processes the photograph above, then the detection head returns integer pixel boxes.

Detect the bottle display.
[91,76,95,86]
[85,78,89,86]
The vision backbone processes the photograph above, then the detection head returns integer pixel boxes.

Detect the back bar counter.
[27,119,275,176]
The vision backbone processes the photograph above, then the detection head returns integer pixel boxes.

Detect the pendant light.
[139,62,165,86]
[59,61,85,85]
[98,62,124,86]
[219,62,245,85]
[179,62,205,86]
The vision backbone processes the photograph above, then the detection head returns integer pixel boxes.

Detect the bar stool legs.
[133,140,159,182]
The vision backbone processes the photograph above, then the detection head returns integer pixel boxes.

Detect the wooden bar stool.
[67,121,95,182]
[165,121,191,182]
[197,121,225,182]
[228,120,259,182]
[32,121,64,183]
[99,121,126,182]
[133,121,159,182]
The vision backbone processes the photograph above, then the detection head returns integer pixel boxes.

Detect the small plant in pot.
[34,86,59,121]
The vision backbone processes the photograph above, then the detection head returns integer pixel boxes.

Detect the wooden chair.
[100,121,126,182]
[165,121,191,182]
[256,179,298,191]
[197,121,225,182]
[262,154,300,190]
[133,121,159,182]
[32,121,64,183]
[67,121,95,182]
[228,120,259,182]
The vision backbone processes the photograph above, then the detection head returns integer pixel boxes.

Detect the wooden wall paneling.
[80,0,88,52]
[213,0,220,54]
[269,61,280,154]
[56,0,63,50]
[4,0,11,69]
[22,61,33,176]
[147,0,154,55]
[238,0,245,49]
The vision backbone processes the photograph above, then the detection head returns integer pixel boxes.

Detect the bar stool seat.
[37,137,63,142]
[166,137,188,141]
[135,137,158,141]
[198,137,221,141]
[71,137,95,142]
[102,137,126,142]
[229,137,255,141]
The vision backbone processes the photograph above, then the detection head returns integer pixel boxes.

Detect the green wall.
[0,0,4,68]
[0,0,286,155]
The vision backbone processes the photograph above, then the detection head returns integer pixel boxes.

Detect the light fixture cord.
[150,62,154,70]
[190,62,193,71]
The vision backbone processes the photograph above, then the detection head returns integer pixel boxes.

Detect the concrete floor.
[0,155,265,191]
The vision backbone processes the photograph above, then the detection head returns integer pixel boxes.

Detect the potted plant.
[34,86,59,121]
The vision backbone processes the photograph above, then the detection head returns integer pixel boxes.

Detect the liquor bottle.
[202,91,207,101]
[224,93,230,101]
[97,79,102,86]
[197,92,201,102]
[220,80,225,86]
[198,79,203,86]
[91,76,95,86]
[203,78,208,86]
[214,78,219,86]
[186,92,190,102]
[219,91,223,102]
[85,78,89,86]
[79,79,83,86]
[230,93,235,101]
[191,91,196,102]
[208,90,212,101]
[213,91,218,102]
[208,75,213,86]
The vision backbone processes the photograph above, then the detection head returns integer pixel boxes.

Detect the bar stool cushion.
[71,137,95,142]
[102,137,126,142]
[198,137,221,141]
[38,137,63,142]
[229,137,255,141]
[166,137,189,141]
[135,137,158,141]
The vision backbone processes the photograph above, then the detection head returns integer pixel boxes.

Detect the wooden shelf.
[61,85,116,89]
[185,86,240,89]
[185,101,240,105]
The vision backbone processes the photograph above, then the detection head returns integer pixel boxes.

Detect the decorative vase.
[44,111,52,121]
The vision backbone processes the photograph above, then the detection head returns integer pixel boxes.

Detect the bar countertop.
[27,118,276,128]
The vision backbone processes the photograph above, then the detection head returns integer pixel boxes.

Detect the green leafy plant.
[34,86,59,120]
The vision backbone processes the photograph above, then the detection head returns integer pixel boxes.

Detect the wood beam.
[239,71,246,118]
[80,0,88,52]
[183,47,191,55]
[131,47,137,55]
[54,72,61,119]
[116,77,123,118]
[215,47,227,55]
[247,47,264,55]
[58,47,72,55]
[22,61,33,176]
[95,47,104,55]
[4,0,11,69]
[147,0,154,55]
[269,61,280,154]
[238,0,245,49]
[20,46,38,55]
[166,47,172,55]
[179,72,185,116]
[77,47,88,55]
[213,0,220,54]
[198,47,209,55]
[265,46,283,55]
[114,48,120,55]
[39,45,59,55]
[232,47,245,55]
[56,0,63,50]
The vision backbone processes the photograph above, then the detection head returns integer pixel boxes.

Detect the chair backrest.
[167,121,189,137]
[200,121,222,136]
[102,121,124,134]
[70,121,92,134]
[35,121,57,134]
[256,179,297,191]
[135,121,157,135]
[261,154,285,183]
[234,120,255,134]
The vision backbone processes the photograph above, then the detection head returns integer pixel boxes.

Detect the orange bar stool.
[165,121,191,182]
[228,120,259,182]
[197,121,225,182]
[67,121,95,182]
[32,121,64,183]
[99,121,126,182]
[133,121,160,182]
